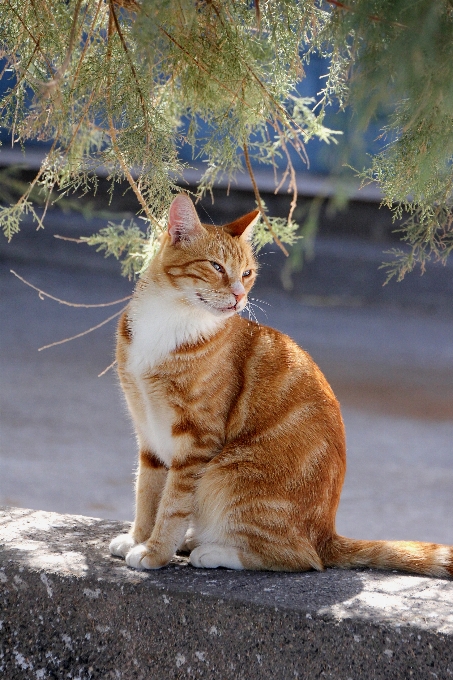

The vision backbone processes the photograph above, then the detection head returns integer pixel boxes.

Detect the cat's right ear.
[168,194,203,245]
[222,209,260,241]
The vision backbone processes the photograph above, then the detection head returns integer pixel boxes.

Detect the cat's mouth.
[196,292,238,314]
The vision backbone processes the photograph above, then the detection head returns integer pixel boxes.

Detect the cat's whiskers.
[244,301,260,326]
[246,300,268,320]
[250,296,271,308]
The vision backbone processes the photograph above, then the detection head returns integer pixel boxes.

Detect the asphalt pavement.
[1,211,452,546]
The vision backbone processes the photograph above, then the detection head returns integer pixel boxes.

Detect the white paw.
[125,544,149,570]
[179,527,198,553]
[189,544,244,570]
[109,533,136,558]
[125,544,168,570]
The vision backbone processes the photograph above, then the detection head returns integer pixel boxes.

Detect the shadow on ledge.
[1,506,453,679]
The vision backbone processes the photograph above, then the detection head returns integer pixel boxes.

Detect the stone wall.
[1,507,453,679]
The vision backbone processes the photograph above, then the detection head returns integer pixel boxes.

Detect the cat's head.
[151,194,260,318]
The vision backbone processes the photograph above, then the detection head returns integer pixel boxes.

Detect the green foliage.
[1,0,453,278]
[252,214,301,252]
[81,219,161,278]
[324,0,453,277]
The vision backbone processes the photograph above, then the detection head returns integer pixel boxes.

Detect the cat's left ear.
[222,209,260,241]
[168,194,204,245]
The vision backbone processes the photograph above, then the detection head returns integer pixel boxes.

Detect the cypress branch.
[0,0,452,278]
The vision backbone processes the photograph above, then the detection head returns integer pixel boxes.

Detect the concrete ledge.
[1,507,453,679]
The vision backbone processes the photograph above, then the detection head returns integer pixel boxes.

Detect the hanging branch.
[10,270,130,357]
[2,134,62,238]
[325,0,407,29]
[108,0,150,144]
[106,4,162,230]
[38,307,127,351]
[244,62,311,146]
[243,142,289,257]
[41,0,84,91]
[10,269,132,307]
[5,0,54,75]
[159,26,263,117]
[70,0,104,93]
[274,126,298,226]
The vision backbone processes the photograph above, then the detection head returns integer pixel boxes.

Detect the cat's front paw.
[125,544,170,570]
[109,533,136,559]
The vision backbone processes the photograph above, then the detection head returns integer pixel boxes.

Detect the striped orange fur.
[110,194,453,578]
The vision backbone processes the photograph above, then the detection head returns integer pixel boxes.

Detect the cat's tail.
[322,534,453,578]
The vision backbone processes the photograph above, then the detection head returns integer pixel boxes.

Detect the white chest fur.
[125,285,221,466]
[130,375,176,466]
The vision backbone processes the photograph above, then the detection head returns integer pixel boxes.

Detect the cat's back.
[212,315,343,440]
[233,314,336,397]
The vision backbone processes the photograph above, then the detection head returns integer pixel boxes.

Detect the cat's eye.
[242,270,252,278]
[210,261,224,273]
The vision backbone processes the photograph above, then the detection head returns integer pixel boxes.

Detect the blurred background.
[1,55,453,545]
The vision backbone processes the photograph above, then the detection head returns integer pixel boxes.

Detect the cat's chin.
[210,307,238,318]
[194,293,239,317]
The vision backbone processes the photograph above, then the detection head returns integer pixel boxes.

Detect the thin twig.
[10,269,132,308]
[107,102,160,230]
[54,234,85,243]
[3,42,40,118]
[160,27,262,117]
[5,0,54,75]
[108,0,150,144]
[254,0,261,29]
[64,84,99,156]
[38,307,126,351]
[42,0,84,90]
[274,124,298,224]
[244,62,310,142]
[106,8,161,230]
[71,0,104,92]
[98,359,118,377]
[325,0,407,29]
[10,133,61,231]
[243,142,289,257]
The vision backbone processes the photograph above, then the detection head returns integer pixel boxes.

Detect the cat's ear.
[222,209,260,241]
[168,194,204,245]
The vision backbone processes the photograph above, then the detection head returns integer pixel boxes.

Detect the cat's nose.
[231,281,246,304]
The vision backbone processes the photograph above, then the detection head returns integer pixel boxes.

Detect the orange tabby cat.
[110,193,453,577]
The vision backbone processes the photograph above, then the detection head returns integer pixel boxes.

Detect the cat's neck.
[127,278,225,373]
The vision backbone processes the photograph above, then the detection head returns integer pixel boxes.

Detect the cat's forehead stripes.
[203,225,256,270]
[166,225,256,276]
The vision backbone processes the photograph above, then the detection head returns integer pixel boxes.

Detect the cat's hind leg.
[191,451,325,572]
[189,539,322,571]
[189,544,244,569]
[178,525,197,554]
